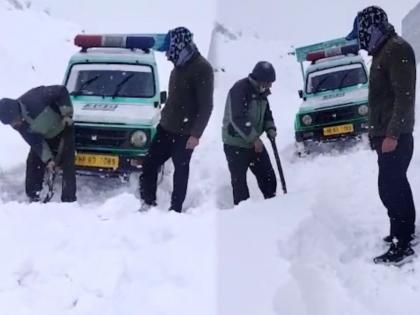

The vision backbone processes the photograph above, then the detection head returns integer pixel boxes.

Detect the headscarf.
[166,27,198,67]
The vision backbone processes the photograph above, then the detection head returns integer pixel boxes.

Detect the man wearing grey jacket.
[222,61,277,206]
[0,85,76,202]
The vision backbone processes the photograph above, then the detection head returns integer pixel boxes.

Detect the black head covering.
[250,61,276,83]
[346,6,394,54]
[0,98,20,125]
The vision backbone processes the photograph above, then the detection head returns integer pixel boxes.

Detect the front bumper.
[75,151,146,177]
[295,120,369,143]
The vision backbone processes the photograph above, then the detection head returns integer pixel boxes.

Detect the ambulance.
[293,37,369,154]
[63,34,167,178]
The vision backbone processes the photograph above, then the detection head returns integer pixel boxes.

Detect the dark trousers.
[26,126,76,202]
[140,125,193,212]
[373,133,416,247]
[224,144,277,205]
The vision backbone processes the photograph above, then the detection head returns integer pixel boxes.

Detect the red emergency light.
[74,34,156,51]
[306,44,359,62]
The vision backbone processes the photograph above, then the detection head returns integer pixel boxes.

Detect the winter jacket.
[222,77,276,148]
[368,34,416,138]
[159,52,214,138]
[16,85,73,163]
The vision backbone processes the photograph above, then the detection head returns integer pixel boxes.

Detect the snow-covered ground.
[1,1,420,315]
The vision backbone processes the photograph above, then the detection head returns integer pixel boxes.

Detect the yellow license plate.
[75,153,119,169]
[323,124,354,136]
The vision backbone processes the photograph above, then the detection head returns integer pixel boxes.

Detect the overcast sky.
[29,0,215,53]
[217,0,420,45]
[29,0,420,52]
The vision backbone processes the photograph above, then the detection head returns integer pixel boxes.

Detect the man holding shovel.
[0,85,76,203]
[222,61,285,206]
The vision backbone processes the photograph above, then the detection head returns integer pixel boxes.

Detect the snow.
[1,1,420,315]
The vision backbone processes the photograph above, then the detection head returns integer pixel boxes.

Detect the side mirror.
[298,90,304,99]
[160,91,167,104]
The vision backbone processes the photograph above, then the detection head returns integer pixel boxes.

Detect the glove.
[267,129,277,139]
[186,136,199,150]
[62,116,74,128]
[46,160,56,172]
[254,138,264,153]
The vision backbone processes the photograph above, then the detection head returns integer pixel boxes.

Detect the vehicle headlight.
[130,130,148,147]
[301,114,313,125]
[358,104,369,116]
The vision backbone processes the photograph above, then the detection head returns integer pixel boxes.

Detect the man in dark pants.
[140,27,214,212]
[0,85,77,203]
[222,61,277,206]
[347,6,416,265]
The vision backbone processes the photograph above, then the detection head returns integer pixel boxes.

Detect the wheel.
[295,141,309,157]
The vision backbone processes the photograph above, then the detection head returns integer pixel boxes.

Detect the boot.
[374,243,416,266]
[383,234,419,247]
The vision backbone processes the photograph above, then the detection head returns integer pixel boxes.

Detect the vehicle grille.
[310,105,363,125]
[75,126,150,149]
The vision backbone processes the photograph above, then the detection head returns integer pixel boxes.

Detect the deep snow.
[1,1,420,315]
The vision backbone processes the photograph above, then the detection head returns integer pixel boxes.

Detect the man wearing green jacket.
[347,6,416,265]
[222,61,277,206]
[0,85,76,203]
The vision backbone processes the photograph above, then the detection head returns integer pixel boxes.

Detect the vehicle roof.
[306,54,366,73]
[69,48,157,65]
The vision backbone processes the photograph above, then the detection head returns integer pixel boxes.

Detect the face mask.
[259,82,272,93]
[258,86,267,93]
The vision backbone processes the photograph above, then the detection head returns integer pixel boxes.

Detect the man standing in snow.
[139,27,214,213]
[0,85,77,203]
[222,61,277,206]
[347,6,416,265]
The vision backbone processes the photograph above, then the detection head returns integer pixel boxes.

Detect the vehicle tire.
[295,141,309,157]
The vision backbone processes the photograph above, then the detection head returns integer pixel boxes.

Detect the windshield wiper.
[312,76,330,93]
[337,72,352,89]
[71,75,101,96]
[112,73,135,98]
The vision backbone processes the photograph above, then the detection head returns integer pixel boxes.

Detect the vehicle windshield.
[306,63,367,94]
[66,63,155,98]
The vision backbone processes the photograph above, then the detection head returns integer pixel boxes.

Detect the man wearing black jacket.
[347,6,417,265]
[0,85,76,202]
[140,27,214,213]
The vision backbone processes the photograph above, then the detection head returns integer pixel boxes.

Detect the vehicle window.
[306,63,367,94]
[66,64,155,98]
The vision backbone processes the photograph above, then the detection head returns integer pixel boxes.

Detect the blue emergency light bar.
[74,34,168,52]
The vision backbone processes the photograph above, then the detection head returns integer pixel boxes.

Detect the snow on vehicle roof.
[306,54,365,73]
